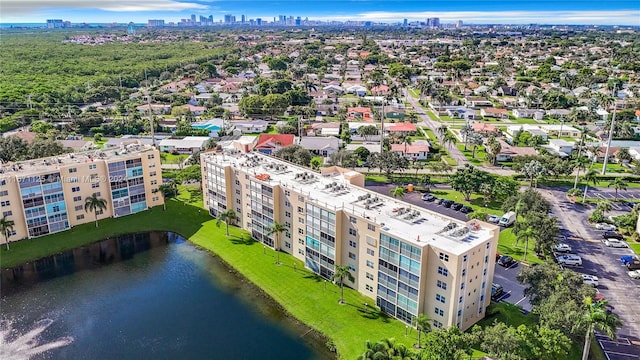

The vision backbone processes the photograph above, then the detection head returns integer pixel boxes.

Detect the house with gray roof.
[297,136,341,157]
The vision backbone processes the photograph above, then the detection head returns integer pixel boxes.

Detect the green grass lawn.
[408,88,420,99]
[428,189,502,213]
[423,127,438,143]
[0,189,420,359]
[161,152,189,164]
[629,242,640,256]
[497,228,543,265]
[442,155,458,166]
[456,144,486,165]
[588,162,629,174]
[425,110,439,121]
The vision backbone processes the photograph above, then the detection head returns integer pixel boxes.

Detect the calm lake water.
[0,232,331,360]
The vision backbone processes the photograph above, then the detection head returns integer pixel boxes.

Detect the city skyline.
[3,0,640,25]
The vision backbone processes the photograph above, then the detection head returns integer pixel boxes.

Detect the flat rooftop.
[0,143,156,177]
[205,152,495,254]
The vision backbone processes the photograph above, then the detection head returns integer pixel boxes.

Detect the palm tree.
[216,209,238,236]
[596,200,612,215]
[157,181,178,211]
[442,131,458,150]
[390,186,406,199]
[573,156,590,189]
[582,169,599,203]
[268,221,287,265]
[84,194,108,228]
[516,226,537,263]
[400,135,412,154]
[413,313,432,348]
[574,297,622,360]
[608,177,628,199]
[0,216,15,251]
[330,264,355,304]
[436,125,448,138]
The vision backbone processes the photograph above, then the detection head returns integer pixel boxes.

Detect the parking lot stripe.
[514,297,527,305]
[603,350,639,359]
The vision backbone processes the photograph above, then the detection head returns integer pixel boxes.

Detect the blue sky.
[3,0,639,25]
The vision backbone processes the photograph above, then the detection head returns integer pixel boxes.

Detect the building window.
[459,296,463,303]
[285,232,291,239]
[285,201,291,208]
[348,264,356,271]
[484,255,489,263]
[284,190,290,196]
[2,210,12,217]
[486,242,491,249]
[89,164,97,170]
[297,206,304,213]
[76,214,85,220]
[150,171,157,177]
[298,228,304,235]
[366,272,374,280]
[350,216,357,224]
[367,224,375,231]
[365,284,373,292]
[349,252,356,260]
[147,154,154,159]
[437,266,448,277]
[349,228,357,236]
[285,222,291,228]
[73,196,82,202]
[433,320,443,328]
[69,168,77,173]
[298,249,304,255]
[149,163,156,168]
[479,307,484,314]
[298,238,304,245]
[483,268,487,276]
[367,248,375,256]
[236,199,241,204]
[298,195,304,202]
[285,242,291,249]
[349,240,356,248]
[366,260,374,269]
[463,255,468,262]
[460,283,465,290]
[439,253,449,262]
[434,307,444,316]
[0,200,10,206]
[72,187,80,192]
[74,205,83,211]
[435,294,446,304]
[92,183,100,188]
[0,180,6,186]
[437,280,447,290]
[457,310,462,317]
[462,269,466,276]
[235,180,240,186]
[0,190,8,196]
[285,211,291,218]
[93,192,101,197]
[235,189,241,195]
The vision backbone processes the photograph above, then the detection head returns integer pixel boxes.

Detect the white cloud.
[311,10,640,25]
[2,0,209,16]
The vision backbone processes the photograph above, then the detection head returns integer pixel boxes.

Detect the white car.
[629,270,640,279]
[595,223,617,231]
[582,274,599,287]
[602,238,628,248]
[557,254,583,266]
[487,215,500,224]
[554,243,572,253]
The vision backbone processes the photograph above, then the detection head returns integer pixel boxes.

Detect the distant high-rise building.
[456,20,463,28]
[241,15,246,24]
[256,18,262,26]
[46,19,64,29]
[403,18,408,26]
[426,17,440,27]
[279,15,286,24]
[191,14,196,23]
[295,16,301,26]
[147,19,165,27]
[127,22,136,34]
[364,21,372,27]
[224,14,233,24]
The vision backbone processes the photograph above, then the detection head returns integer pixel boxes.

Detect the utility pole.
[601,87,616,175]
[380,104,385,154]
[147,95,156,147]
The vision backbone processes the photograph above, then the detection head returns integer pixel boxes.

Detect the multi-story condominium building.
[0,143,163,242]
[201,151,499,330]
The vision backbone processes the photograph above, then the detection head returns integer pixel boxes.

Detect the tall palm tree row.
[574,297,622,360]
[413,313,432,349]
[268,221,287,265]
[0,216,16,251]
[582,169,599,203]
[608,177,628,199]
[84,194,108,228]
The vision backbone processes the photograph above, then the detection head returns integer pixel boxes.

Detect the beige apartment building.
[201,151,499,330]
[0,143,163,242]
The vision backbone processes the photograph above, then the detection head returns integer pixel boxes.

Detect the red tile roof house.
[391,143,430,160]
[384,122,417,134]
[255,134,295,155]
[480,108,509,119]
[471,122,499,135]
[370,85,390,96]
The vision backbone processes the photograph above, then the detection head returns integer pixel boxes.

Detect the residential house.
[136,104,171,115]
[538,124,581,138]
[635,110,640,122]
[586,146,620,164]
[216,135,258,153]
[480,108,509,119]
[496,139,537,162]
[371,85,390,96]
[183,104,206,116]
[345,85,367,97]
[512,109,544,120]
[390,143,429,160]
[497,86,518,97]
[59,139,95,152]
[506,125,548,141]
[447,107,480,121]
[4,131,37,143]
[255,134,295,155]
[546,139,575,157]
[230,120,269,134]
[345,142,381,154]
[384,123,417,135]
[471,122,499,136]
[158,136,210,154]
[347,107,373,122]
[464,97,493,108]
[298,136,341,157]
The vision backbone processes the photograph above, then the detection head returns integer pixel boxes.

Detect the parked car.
[628,270,640,279]
[554,243,572,253]
[595,223,617,231]
[582,274,599,287]
[460,206,474,214]
[421,193,435,201]
[434,198,443,205]
[487,215,500,224]
[451,203,463,211]
[499,211,517,227]
[491,283,504,300]
[602,231,624,240]
[602,238,628,248]
[442,200,453,208]
[497,255,516,267]
[557,254,583,266]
